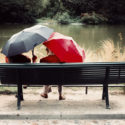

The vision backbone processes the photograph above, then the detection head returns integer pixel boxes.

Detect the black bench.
[0,62,125,110]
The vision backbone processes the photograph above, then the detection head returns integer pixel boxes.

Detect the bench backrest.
[0,62,125,85]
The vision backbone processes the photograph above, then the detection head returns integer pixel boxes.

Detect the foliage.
[0,0,32,23]
[55,12,72,24]
[43,0,65,18]
[0,0,125,24]
[62,0,125,24]
[62,0,101,15]
[99,0,125,24]
[0,0,49,24]
[81,12,108,24]
[54,10,82,24]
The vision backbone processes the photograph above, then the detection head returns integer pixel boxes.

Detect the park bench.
[0,62,125,110]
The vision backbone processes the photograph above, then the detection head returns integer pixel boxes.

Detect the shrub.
[81,12,108,24]
[56,12,73,24]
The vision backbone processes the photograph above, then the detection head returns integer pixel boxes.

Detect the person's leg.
[58,85,65,100]
[41,85,49,98]
[48,85,52,93]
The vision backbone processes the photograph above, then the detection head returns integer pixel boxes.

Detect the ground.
[0,86,125,124]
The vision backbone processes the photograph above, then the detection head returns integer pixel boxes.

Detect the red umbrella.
[43,32,85,63]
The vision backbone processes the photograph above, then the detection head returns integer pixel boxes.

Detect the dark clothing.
[5,54,31,63]
[40,55,61,63]
[32,55,37,63]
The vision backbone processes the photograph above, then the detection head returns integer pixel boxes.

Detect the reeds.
[83,39,125,62]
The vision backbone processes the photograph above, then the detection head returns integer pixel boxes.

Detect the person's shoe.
[59,95,65,100]
[48,87,52,93]
[40,93,48,98]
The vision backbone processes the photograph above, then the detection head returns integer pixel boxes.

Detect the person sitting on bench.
[5,53,37,88]
[40,48,65,100]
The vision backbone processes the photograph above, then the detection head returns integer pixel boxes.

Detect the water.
[0,23,125,51]
[48,24,125,50]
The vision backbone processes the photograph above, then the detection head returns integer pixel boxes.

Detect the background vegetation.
[0,0,125,24]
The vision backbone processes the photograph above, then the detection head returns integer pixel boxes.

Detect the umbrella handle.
[32,48,34,56]
[32,48,37,63]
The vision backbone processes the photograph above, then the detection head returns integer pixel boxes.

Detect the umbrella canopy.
[43,32,85,62]
[1,25,53,57]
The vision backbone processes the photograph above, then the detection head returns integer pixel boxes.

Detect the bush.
[81,12,108,24]
[56,12,72,24]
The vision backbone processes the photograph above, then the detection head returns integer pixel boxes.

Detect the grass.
[84,40,125,62]
[0,86,17,94]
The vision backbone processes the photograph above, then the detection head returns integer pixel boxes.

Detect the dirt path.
[0,87,125,124]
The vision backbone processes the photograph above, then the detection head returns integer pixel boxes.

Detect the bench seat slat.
[0,63,125,85]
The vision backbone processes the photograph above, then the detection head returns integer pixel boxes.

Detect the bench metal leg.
[103,67,110,109]
[105,84,110,109]
[85,86,88,94]
[20,85,24,101]
[102,84,106,100]
[17,83,22,110]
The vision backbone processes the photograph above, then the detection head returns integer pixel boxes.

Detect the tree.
[0,0,49,23]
